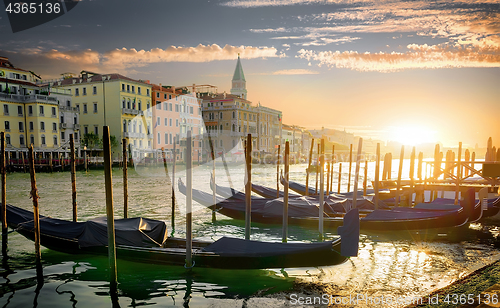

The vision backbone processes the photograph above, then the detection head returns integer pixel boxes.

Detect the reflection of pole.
[245,134,252,240]
[70,134,77,222]
[123,139,128,218]
[1,132,7,257]
[282,141,289,243]
[185,131,193,269]
[103,126,118,293]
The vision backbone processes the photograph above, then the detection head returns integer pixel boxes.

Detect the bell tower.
[230,53,247,100]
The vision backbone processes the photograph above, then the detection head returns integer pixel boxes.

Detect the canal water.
[0,161,499,307]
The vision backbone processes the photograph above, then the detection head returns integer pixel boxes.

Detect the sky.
[1,0,499,148]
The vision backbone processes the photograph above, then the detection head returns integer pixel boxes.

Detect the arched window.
[122,98,126,109]
[232,124,235,132]
[138,100,142,110]
[123,120,127,132]
[41,134,46,145]
[128,120,132,133]
[139,123,142,134]
[127,99,131,109]
[232,111,235,119]
[220,125,223,131]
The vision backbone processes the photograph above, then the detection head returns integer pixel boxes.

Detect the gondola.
[181,180,477,232]
[4,204,350,269]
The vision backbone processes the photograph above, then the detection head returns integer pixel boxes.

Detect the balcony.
[122,108,139,115]
[230,132,244,137]
[60,123,68,129]
[59,106,79,112]
[0,93,58,104]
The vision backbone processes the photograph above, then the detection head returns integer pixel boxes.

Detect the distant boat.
[5,204,349,269]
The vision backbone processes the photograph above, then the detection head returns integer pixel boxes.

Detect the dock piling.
[172,136,177,232]
[352,138,363,210]
[315,144,319,195]
[374,143,380,209]
[70,134,77,222]
[123,139,128,219]
[319,139,325,241]
[348,144,353,192]
[103,126,118,292]
[185,131,193,269]
[396,145,404,206]
[1,133,7,256]
[276,145,280,198]
[245,134,252,240]
[305,139,314,196]
[337,163,342,193]
[455,142,462,205]
[28,144,42,266]
[283,141,289,243]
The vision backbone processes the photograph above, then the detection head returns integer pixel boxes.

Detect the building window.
[163,103,168,111]
[190,106,193,114]
[39,106,44,116]
[156,93,160,98]
[75,88,79,96]
[82,87,87,96]
[156,102,161,110]
[169,103,172,111]
[52,107,56,117]
[232,111,235,119]
[84,126,88,135]
[156,117,160,126]
[5,134,10,145]
[157,133,161,144]
[93,86,97,95]
[52,122,57,132]
[232,124,235,132]
[83,104,87,114]
[169,133,172,144]
[4,121,9,131]
[127,85,130,92]
[41,135,46,145]
[40,122,45,132]
[123,120,127,132]
[147,89,150,96]
[61,131,65,141]
[29,121,34,131]
[169,119,172,126]
[53,136,58,145]
[28,106,33,116]
[127,99,131,109]
[131,86,135,93]
[76,104,79,111]
[164,133,168,144]
[122,84,125,91]
[18,106,23,116]
[19,135,24,146]
[93,103,98,113]
[164,118,168,126]
[138,87,141,95]
[19,122,24,132]
[138,101,141,110]
[175,104,179,112]
[176,119,179,127]
[220,125,223,131]
[94,126,98,135]
[3,104,8,115]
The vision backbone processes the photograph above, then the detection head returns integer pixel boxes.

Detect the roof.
[0,56,31,73]
[232,55,245,82]
[199,92,252,104]
[0,77,39,87]
[52,73,151,86]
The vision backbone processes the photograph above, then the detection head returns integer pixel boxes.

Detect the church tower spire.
[230,53,247,100]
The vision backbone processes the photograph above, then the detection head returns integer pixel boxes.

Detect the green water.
[0,163,499,307]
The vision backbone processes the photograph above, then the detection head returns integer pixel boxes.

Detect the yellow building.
[0,56,61,153]
[50,71,153,159]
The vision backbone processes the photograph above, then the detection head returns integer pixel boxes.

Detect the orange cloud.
[297,44,500,71]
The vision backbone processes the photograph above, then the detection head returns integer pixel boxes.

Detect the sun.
[387,125,437,146]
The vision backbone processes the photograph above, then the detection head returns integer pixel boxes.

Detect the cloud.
[1,44,281,78]
[272,69,319,74]
[297,44,500,72]
[221,0,374,7]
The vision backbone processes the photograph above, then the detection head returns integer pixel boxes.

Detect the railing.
[0,93,58,104]
[59,106,79,112]
[122,108,139,115]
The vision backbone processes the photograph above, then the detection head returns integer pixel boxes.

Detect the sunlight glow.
[387,125,437,146]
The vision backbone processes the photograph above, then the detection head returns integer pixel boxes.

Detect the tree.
[82,133,101,157]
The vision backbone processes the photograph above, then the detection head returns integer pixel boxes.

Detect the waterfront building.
[0,56,61,154]
[49,71,153,159]
[152,84,204,162]
[197,56,282,161]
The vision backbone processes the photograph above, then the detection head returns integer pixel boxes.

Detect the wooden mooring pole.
[283,141,289,243]
[315,144,319,195]
[103,126,118,292]
[396,145,404,206]
[319,138,325,241]
[455,142,462,205]
[172,137,177,232]
[374,143,380,209]
[348,144,353,192]
[122,139,128,219]
[337,163,342,193]
[330,145,335,194]
[352,138,363,210]
[211,139,216,222]
[70,134,77,222]
[185,131,193,269]
[1,132,7,256]
[409,147,416,207]
[305,139,314,196]
[276,144,280,198]
[363,160,368,196]
[28,145,41,266]
[245,134,252,240]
